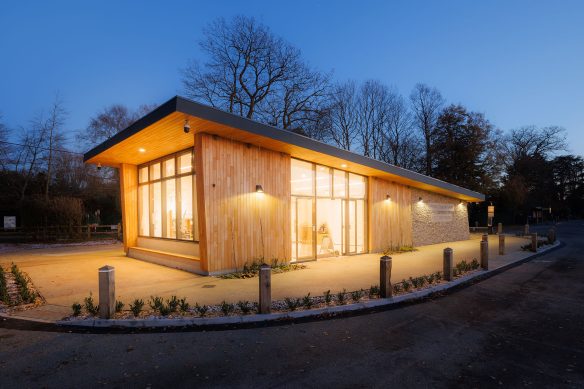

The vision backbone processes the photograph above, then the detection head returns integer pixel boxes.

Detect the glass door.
[342,199,366,255]
[293,196,315,261]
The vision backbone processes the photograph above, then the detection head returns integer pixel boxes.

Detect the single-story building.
[84,96,484,275]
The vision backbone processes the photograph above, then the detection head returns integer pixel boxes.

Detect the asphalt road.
[0,221,583,388]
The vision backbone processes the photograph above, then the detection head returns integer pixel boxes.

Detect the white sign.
[3,216,16,229]
[427,203,454,223]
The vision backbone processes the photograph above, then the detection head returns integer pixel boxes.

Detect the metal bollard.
[531,233,538,252]
[524,224,529,236]
[497,223,503,234]
[499,234,505,255]
[259,264,271,314]
[547,228,556,244]
[482,234,488,242]
[443,248,453,281]
[380,256,393,298]
[480,240,489,270]
[98,265,115,319]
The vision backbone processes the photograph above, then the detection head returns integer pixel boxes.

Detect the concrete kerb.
[55,240,563,330]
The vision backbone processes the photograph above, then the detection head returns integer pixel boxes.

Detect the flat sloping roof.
[84,96,485,202]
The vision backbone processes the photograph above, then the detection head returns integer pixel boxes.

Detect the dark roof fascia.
[84,95,485,201]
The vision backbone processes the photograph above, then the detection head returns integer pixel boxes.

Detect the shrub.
[129,299,144,317]
[392,283,401,294]
[237,300,252,314]
[167,296,179,313]
[84,292,99,315]
[71,302,82,316]
[435,271,442,281]
[402,279,411,292]
[302,293,313,309]
[409,277,418,289]
[351,289,363,302]
[0,266,9,305]
[427,273,435,284]
[323,290,332,305]
[178,298,190,313]
[11,263,36,304]
[369,285,380,298]
[336,289,347,305]
[115,300,124,313]
[284,297,301,311]
[149,296,164,312]
[220,300,235,316]
[471,258,480,270]
[195,303,209,317]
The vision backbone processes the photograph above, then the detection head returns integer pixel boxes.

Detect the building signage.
[3,216,16,229]
[427,203,454,223]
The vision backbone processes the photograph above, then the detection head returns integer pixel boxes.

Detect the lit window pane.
[163,158,175,177]
[139,167,148,183]
[316,165,331,197]
[179,152,192,174]
[138,185,149,236]
[179,175,193,240]
[291,159,313,196]
[333,170,346,198]
[150,163,161,180]
[165,179,176,239]
[349,173,366,198]
[151,182,162,237]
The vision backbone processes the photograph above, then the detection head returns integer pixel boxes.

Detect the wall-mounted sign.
[428,203,454,223]
[3,216,16,229]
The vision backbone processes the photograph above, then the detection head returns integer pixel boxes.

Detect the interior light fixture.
[256,184,264,193]
[341,164,347,168]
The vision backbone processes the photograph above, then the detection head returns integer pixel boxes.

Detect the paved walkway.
[0,234,532,321]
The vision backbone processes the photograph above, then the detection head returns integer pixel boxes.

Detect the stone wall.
[411,188,469,246]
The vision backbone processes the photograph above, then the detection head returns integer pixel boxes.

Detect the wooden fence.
[0,224,122,243]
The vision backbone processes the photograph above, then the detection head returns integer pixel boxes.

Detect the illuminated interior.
[138,149,199,241]
[291,158,367,261]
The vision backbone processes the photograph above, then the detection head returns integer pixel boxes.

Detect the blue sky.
[1,0,583,155]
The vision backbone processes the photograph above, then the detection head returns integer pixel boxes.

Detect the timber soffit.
[83,96,485,202]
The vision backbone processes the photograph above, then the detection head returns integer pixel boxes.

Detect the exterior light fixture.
[385,194,391,201]
[138,148,146,153]
[418,196,423,202]
[184,119,191,134]
[97,163,102,171]
[256,184,264,193]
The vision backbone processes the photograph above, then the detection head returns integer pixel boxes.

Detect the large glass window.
[138,149,198,242]
[291,158,367,261]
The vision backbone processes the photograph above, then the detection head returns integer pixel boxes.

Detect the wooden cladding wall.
[119,163,138,252]
[197,133,291,274]
[368,177,413,252]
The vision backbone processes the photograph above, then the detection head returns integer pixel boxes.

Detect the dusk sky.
[1,0,583,155]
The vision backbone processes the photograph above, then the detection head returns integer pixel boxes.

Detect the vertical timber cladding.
[411,188,469,246]
[196,133,291,274]
[368,177,413,252]
[119,163,138,252]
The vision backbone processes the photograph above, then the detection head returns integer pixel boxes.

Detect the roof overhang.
[84,96,485,202]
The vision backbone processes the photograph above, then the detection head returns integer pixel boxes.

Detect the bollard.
[380,256,393,298]
[443,248,453,281]
[480,240,489,270]
[499,234,505,255]
[482,234,488,242]
[531,233,538,252]
[497,223,503,234]
[259,264,271,314]
[547,228,556,244]
[524,224,529,236]
[98,265,115,319]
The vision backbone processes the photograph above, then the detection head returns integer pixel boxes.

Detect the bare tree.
[326,81,358,151]
[44,95,67,200]
[505,125,568,163]
[409,83,444,175]
[356,80,388,158]
[77,103,154,148]
[182,15,330,136]
[0,113,11,171]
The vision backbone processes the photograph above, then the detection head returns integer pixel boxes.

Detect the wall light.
[97,163,102,171]
[385,194,391,202]
[418,196,423,202]
[256,184,264,193]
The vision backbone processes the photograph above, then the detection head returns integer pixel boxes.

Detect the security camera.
[184,120,191,134]
[97,163,102,171]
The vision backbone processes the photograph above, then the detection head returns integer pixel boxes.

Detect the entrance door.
[293,197,315,261]
[343,199,366,255]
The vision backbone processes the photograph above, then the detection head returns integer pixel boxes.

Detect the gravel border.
[54,240,562,329]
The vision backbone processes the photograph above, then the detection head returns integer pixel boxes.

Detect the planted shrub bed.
[67,258,482,320]
[218,259,306,279]
[0,263,42,309]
